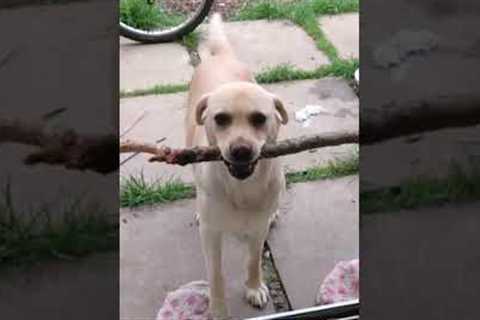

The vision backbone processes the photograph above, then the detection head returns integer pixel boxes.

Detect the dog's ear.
[195,94,209,125]
[272,96,288,125]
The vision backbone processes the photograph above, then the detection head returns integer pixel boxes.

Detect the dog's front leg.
[200,226,229,319]
[245,234,269,308]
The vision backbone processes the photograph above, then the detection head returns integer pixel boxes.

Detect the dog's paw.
[245,282,269,308]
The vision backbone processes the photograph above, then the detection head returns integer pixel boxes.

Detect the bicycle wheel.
[120,0,214,43]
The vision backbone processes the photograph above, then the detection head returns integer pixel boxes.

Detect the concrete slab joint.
[318,13,359,60]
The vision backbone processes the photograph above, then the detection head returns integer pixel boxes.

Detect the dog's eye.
[214,113,232,126]
[250,112,267,127]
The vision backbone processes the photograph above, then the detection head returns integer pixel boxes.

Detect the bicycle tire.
[120,0,215,43]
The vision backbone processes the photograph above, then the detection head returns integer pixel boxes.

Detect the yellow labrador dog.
[185,14,288,319]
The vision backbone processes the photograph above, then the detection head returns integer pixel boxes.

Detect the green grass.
[120,0,185,30]
[0,181,117,265]
[120,153,359,207]
[235,1,291,21]
[286,150,358,184]
[236,0,358,20]
[120,173,195,207]
[361,165,480,214]
[120,83,189,98]
[255,59,358,83]
[295,8,338,61]
[311,0,359,14]
[180,31,201,51]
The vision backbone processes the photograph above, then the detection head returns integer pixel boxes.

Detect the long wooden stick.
[2,93,479,172]
[120,131,359,166]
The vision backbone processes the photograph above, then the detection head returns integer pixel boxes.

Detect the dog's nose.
[230,144,253,162]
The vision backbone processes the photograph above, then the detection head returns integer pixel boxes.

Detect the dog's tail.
[204,13,234,57]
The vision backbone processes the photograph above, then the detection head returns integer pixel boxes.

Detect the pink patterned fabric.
[316,259,359,305]
[156,281,212,320]
[157,260,359,319]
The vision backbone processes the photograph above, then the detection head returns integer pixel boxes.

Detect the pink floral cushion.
[156,281,212,320]
[157,260,359,319]
[316,259,359,305]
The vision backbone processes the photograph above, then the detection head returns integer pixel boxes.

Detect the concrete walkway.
[120,13,359,319]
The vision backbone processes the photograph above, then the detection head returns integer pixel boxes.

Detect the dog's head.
[195,82,288,180]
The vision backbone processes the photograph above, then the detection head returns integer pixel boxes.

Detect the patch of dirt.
[262,242,291,312]
[163,0,256,19]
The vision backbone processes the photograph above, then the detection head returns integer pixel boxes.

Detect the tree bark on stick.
[0,116,118,174]
[120,131,359,166]
[361,94,480,144]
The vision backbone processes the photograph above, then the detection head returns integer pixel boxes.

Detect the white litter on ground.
[295,104,328,127]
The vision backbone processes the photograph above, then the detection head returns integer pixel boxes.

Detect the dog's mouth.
[222,159,258,180]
